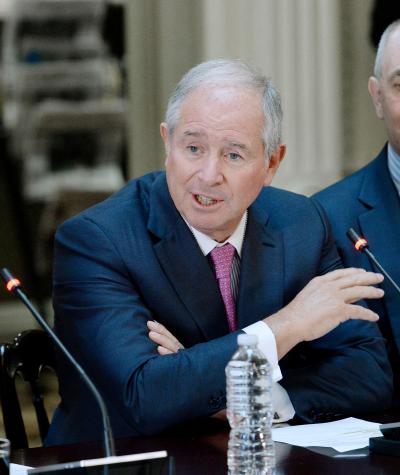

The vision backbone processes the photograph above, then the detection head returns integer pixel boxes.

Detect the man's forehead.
[180,83,263,110]
[176,88,263,127]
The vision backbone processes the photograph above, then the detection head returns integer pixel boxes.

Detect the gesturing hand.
[147,320,185,355]
[265,267,384,359]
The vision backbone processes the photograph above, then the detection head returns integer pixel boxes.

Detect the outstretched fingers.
[336,270,384,290]
[317,267,366,282]
[342,285,384,303]
[346,303,380,322]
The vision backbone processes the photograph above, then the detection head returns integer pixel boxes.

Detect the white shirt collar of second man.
[387,143,400,196]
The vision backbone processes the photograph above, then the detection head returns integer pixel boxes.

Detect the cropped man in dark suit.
[46,59,391,446]
[314,21,400,392]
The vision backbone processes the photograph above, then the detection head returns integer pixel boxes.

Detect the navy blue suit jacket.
[46,171,392,445]
[314,145,400,389]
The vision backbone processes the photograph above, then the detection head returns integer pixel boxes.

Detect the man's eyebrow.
[389,68,400,81]
[183,130,206,138]
[228,141,249,151]
[181,132,250,150]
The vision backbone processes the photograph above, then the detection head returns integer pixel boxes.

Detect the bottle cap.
[237,333,258,346]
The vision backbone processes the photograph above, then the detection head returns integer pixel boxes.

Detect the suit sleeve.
[53,215,238,436]
[279,201,393,422]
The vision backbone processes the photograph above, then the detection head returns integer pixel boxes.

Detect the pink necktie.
[210,243,237,332]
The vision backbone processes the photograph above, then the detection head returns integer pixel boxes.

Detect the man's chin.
[187,219,232,242]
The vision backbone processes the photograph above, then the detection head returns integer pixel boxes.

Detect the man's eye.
[228,152,242,161]
[188,145,199,153]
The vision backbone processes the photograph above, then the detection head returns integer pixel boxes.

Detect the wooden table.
[10,415,400,474]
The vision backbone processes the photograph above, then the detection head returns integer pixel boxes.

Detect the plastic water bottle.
[226,333,274,475]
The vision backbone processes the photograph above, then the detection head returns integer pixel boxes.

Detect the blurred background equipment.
[1,0,127,306]
[0,329,58,448]
[0,0,127,446]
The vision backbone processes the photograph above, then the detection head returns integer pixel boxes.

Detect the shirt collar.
[387,143,400,196]
[183,211,248,257]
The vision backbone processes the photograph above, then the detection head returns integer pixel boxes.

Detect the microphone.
[0,267,116,457]
[346,228,400,295]
[347,229,400,457]
[1,268,170,474]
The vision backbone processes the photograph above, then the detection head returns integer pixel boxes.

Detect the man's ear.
[368,76,384,119]
[160,122,170,155]
[263,144,286,186]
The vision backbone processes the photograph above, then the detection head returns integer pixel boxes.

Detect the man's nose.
[198,155,223,184]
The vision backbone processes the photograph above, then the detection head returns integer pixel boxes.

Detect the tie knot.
[210,243,235,279]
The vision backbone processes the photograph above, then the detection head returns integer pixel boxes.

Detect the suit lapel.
[358,148,400,352]
[147,174,285,336]
[147,174,228,340]
[236,207,284,328]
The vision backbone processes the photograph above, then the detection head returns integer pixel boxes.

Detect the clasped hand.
[147,267,384,359]
[147,320,185,354]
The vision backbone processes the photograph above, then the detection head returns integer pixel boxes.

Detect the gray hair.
[164,59,282,160]
[374,19,400,78]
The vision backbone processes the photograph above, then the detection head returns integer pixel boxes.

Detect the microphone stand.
[0,268,170,474]
[346,228,400,456]
[0,268,116,456]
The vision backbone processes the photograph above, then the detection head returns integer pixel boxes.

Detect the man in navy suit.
[47,59,392,446]
[314,20,400,393]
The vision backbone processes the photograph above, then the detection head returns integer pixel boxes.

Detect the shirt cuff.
[243,320,282,382]
[272,382,296,422]
[243,321,296,422]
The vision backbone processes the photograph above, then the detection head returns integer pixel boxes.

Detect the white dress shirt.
[387,143,400,196]
[185,211,295,422]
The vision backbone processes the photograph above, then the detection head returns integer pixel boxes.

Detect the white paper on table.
[10,463,33,475]
[272,417,382,453]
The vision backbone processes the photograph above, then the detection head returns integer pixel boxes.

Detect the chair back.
[0,329,57,448]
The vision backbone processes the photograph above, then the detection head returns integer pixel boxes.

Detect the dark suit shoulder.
[256,185,325,228]
[313,149,387,209]
[257,185,311,209]
[59,171,164,229]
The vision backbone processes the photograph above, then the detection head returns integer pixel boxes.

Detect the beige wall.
[125,0,202,178]
[340,0,387,175]
[126,0,387,193]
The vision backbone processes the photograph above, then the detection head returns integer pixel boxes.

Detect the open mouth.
[194,194,221,206]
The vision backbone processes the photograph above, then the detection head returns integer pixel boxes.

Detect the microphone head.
[0,268,22,292]
[346,228,368,252]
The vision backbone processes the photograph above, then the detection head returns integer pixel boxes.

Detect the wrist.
[264,307,303,359]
